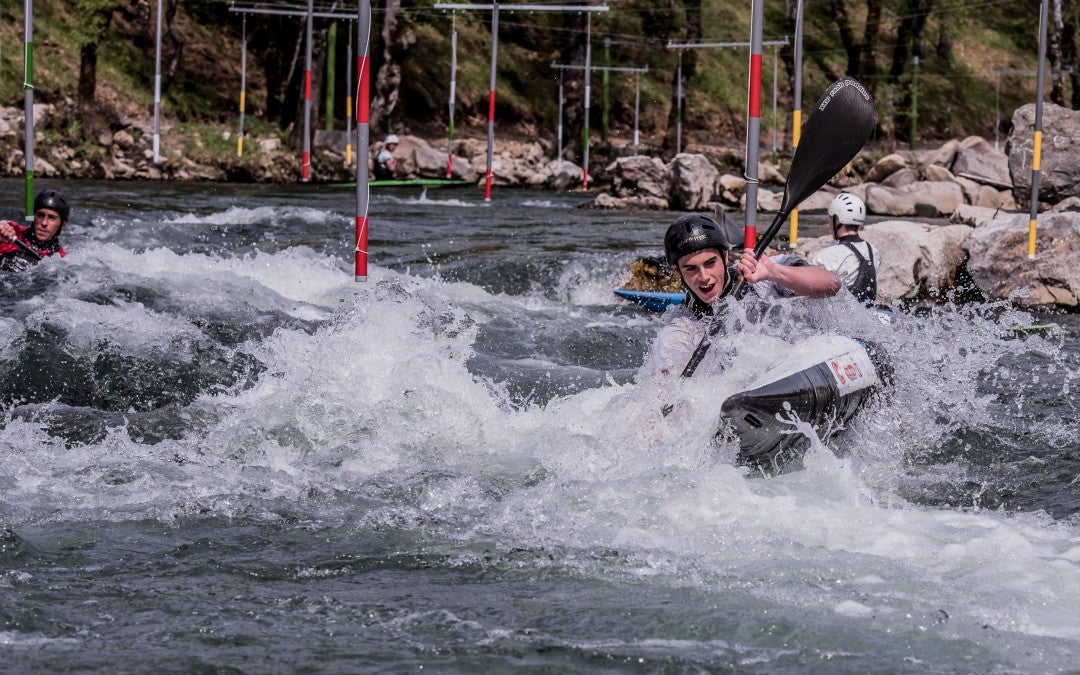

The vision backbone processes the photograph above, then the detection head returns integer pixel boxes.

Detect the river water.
[1,178,1077,672]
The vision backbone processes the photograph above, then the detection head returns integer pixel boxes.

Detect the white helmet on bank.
[384,134,400,145]
[828,193,866,226]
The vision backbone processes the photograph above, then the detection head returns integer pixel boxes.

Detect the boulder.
[744,188,783,212]
[798,188,839,212]
[900,180,965,217]
[589,192,669,210]
[963,210,1080,307]
[669,153,719,210]
[866,153,909,183]
[608,155,668,200]
[865,184,919,216]
[413,144,448,178]
[1008,102,1080,203]
[882,167,918,188]
[716,173,746,206]
[923,164,955,182]
[952,135,1011,188]
[923,139,960,171]
[528,159,581,191]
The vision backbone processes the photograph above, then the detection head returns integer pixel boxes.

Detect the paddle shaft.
[13,236,43,261]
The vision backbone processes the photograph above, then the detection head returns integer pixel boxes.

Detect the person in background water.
[645,214,841,380]
[811,193,881,306]
[0,189,70,273]
[374,134,399,180]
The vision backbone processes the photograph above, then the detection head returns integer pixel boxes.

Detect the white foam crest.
[71,242,350,318]
[21,297,204,353]
[521,199,573,209]
[161,204,333,226]
[381,193,477,208]
[553,256,632,307]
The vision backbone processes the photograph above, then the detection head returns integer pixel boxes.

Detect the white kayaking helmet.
[384,134,400,145]
[828,193,866,226]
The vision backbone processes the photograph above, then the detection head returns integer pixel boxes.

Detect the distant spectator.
[374,134,399,180]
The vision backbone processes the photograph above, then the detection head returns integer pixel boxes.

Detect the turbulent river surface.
[1,178,1078,672]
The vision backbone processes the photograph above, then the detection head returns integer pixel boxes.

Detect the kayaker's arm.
[736,252,841,298]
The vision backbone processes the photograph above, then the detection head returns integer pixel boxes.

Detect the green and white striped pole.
[23,0,35,220]
[153,0,162,163]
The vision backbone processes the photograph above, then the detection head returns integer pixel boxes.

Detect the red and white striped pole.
[355,1,372,281]
[302,0,313,182]
[743,0,764,252]
[581,12,592,189]
[447,13,458,178]
[484,2,500,202]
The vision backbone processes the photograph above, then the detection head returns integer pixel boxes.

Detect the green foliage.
[2,0,1078,149]
[73,0,116,49]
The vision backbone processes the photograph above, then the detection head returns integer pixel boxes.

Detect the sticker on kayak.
[827,346,880,396]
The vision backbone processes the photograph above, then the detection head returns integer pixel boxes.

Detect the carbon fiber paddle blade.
[780,77,876,215]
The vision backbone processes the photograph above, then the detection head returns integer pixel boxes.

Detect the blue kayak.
[612,289,685,312]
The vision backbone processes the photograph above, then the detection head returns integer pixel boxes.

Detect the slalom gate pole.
[447,13,458,178]
[302,0,313,182]
[1029,0,1049,259]
[582,12,592,189]
[743,0,765,251]
[355,1,372,281]
[153,0,163,163]
[789,0,804,246]
[23,0,35,220]
[238,14,248,157]
[483,3,500,201]
[345,26,353,166]
[557,70,564,169]
[676,50,683,154]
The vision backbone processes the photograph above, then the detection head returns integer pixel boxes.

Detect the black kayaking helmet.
[664,214,739,267]
[34,189,70,223]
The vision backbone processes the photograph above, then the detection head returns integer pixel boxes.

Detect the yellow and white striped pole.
[789,0,804,247]
[1028,0,1049,259]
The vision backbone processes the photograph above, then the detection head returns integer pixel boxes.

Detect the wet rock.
[669,153,718,210]
[963,209,1080,308]
[1008,103,1080,203]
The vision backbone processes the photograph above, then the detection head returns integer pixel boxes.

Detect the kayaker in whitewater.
[374,134,399,180]
[810,193,881,306]
[0,189,70,273]
[644,213,841,380]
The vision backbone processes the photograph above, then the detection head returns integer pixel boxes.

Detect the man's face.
[676,248,727,303]
[33,208,64,242]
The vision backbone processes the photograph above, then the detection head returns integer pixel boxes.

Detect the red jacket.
[0,220,67,261]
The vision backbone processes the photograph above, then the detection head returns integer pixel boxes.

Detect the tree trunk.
[162,0,185,92]
[75,2,116,110]
[861,0,883,96]
[1066,21,1080,109]
[830,0,860,76]
[1050,0,1066,106]
[78,44,99,109]
[371,0,403,134]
